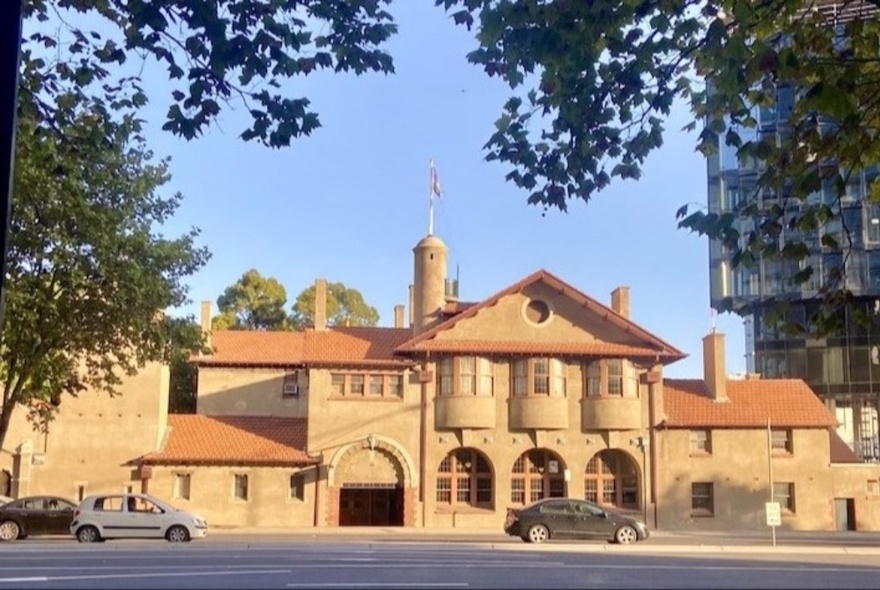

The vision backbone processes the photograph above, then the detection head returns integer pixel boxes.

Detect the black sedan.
[0,496,76,541]
[504,498,650,545]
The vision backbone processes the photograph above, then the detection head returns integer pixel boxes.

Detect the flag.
[430,161,442,199]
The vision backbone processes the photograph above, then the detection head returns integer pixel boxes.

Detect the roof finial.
[710,308,717,333]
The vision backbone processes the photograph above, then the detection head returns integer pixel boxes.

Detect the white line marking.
[287,585,468,588]
[0,569,290,583]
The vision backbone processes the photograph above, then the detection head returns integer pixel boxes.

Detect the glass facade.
[707,81,880,462]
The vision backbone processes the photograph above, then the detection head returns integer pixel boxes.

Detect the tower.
[412,235,448,335]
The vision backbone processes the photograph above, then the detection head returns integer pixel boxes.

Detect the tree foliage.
[439,0,880,336]
[2,54,209,450]
[214,269,290,330]
[24,0,880,336]
[24,0,397,147]
[290,282,380,328]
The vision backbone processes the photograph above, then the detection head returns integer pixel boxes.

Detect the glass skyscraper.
[707,1,880,461]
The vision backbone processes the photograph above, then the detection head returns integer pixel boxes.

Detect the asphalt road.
[1,542,879,589]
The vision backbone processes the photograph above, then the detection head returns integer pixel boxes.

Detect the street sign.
[765,501,782,527]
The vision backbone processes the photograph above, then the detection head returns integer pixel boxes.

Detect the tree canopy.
[2,53,209,450]
[214,269,290,331]
[22,0,880,336]
[291,282,380,328]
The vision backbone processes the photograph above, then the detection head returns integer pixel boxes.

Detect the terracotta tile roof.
[829,430,862,463]
[143,415,318,467]
[194,327,413,367]
[193,331,306,366]
[395,269,686,362]
[406,339,680,358]
[662,379,837,428]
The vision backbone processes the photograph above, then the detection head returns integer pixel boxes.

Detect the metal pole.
[0,0,25,335]
[767,418,776,547]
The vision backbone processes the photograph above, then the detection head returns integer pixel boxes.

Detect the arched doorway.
[510,449,566,505]
[584,449,639,510]
[332,437,412,527]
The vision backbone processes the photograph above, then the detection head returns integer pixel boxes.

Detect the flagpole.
[428,159,435,236]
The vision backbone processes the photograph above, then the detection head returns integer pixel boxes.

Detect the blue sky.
[26,3,748,379]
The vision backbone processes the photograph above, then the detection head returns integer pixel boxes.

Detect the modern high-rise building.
[707,0,880,462]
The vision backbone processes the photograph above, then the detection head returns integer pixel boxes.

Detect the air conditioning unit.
[282,382,299,396]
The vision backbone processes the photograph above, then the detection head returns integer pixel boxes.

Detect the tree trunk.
[0,397,16,456]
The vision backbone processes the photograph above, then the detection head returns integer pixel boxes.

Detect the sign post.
[767,418,777,547]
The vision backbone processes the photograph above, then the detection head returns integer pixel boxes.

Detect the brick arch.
[327,434,415,488]
[584,448,641,510]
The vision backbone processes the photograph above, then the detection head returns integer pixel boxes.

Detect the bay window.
[512,358,566,396]
[438,357,494,396]
[585,359,638,397]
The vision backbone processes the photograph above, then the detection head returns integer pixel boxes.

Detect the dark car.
[504,498,649,545]
[0,496,77,541]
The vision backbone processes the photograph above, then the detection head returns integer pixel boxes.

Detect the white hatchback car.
[70,493,208,543]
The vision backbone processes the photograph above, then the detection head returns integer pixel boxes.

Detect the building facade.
[706,3,880,460]
[3,232,880,532]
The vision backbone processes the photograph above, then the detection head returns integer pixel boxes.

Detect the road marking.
[0,569,291,583]
[287,584,468,588]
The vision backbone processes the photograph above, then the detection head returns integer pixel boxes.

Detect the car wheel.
[0,520,20,541]
[76,526,101,543]
[527,524,549,544]
[166,525,190,543]
[614,525,638,545]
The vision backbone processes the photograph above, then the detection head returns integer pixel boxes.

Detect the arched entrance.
[331,436,412,526]
[510,449,567,505]
[584,449,639,510]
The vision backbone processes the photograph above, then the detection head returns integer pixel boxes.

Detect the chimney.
[199,300,212,351]
[611,286,630,319]
[408,285,415,327]
[702,331,728,402]
[394,304,405,328]
[314,278,328,331]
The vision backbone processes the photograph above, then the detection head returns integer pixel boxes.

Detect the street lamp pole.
[0,0,25,335]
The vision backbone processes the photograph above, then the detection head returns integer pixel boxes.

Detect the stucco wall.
[434,284,647,346]
[197,367,308,418]
[655,428,836,531]
[830,463,880,530]
[0,361,168,501]
[147,465,318,528]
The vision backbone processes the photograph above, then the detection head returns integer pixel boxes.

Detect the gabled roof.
[142,415,318,467]
[193,327,413,367]
[394,269,686,362]
[662,379,837,428]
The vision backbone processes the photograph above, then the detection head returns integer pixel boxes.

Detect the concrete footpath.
[201,526,880,555]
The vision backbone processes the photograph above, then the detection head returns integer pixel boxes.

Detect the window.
[690,430,712,454]
[233,474,249,501]
[511,450,566,504]
[585,359,638,397]
[350,375,365,395]
[282,371,300,398]
[584,450,639,510]
[437,357,493,396]
[173,472,192,500]
[511,358,565,396]
[122,485,134,494]
[93,496,124,512]
[435,448,492,507]
[331,374,345,396]
[289,473,306,502]
[691,482,714,516]
[330,373,405,399]
[771,429,793,454]
[774,482,795,513]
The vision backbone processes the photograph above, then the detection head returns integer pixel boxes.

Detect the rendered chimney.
[314,279,328,331]
[702,331,729,402]
[394,305,405,328]
[408,285,415,328]
[199,301,212,352]
[611,286,630,319]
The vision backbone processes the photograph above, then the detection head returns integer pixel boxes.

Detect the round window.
[524,299,552,325]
